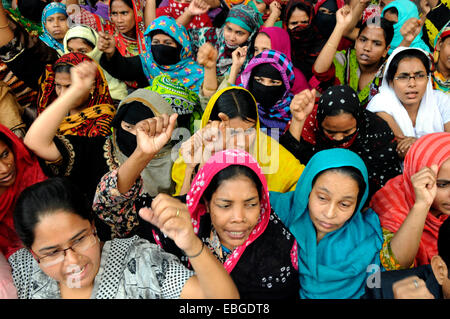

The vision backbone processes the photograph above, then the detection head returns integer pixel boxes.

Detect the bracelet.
[0,23,9,29]
[185,241,205,259]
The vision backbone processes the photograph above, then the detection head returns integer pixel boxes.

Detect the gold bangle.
[0,23,9,29]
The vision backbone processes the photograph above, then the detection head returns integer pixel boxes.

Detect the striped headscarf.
[239,49,295,134]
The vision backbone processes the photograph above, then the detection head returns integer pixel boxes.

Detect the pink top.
[0,253,17,299]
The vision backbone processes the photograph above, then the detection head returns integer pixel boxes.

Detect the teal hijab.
[381,0,431,54]
[270,149,384,299]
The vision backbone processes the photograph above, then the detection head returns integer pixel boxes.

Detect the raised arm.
[116,113,178,194]
[389,165,438,268]
[139,194,240,299]
[24,61,98,162]
[196,42,218,97]
[288,89,316,141]
[228,46,247,85]
[144,0,157,28]
[176,0,210,27]
[313,5,354,74]
[264,1,282,28]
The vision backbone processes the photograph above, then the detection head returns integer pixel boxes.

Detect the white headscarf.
[367,46,448,138]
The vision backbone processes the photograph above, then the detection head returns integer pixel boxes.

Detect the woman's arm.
[264,1,282,28]
[139,195,240,299]
[288,89,316,141]
[176,0,210,27]
[389,165,438,268]
[116,114,178,194]
[228,46,247,85]
[313,5,354,74]
[196,43,218,97]
[144,0,156,28]
[24,61,98,162]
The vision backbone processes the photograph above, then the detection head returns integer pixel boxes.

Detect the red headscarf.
[185,149,271,273]
[38,53,115,137]
[0,125,47,259]
[370,133,450,266]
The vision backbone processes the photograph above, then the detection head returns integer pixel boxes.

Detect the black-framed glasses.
[394,72,429,83]
[32,229,98,267]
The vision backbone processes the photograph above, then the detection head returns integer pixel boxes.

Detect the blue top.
[270,148,384,299]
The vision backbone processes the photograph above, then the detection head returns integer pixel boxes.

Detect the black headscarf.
[111,101,155,157]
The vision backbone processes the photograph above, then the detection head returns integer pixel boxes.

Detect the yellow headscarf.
[171,86,304,195]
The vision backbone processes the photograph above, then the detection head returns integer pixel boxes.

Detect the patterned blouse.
[8,236,193,299]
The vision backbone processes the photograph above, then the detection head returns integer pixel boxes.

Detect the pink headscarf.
[258,27,310,93]
[185,149,271,273]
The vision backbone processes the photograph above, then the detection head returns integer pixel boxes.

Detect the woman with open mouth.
[367,47,450,159]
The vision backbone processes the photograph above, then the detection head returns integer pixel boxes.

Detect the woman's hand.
[268,1,282,18]
[197,42,218,69]
[135,113,178,157]
[396,136,417,158]
[98,31,116,58]
[186,0,211,16]
[411,164,438,208]
[335,5,353,31]
[400,18,424,45]
[231,46,248,69]
[139,194,200,253]
[290,89,316,123]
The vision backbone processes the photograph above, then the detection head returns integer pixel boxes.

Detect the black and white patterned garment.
[8,236,193,299]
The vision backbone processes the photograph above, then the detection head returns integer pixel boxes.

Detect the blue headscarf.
[39,2,67,55]
[140,16,204,94]
[381,0,431,54]
[270,149,384,299]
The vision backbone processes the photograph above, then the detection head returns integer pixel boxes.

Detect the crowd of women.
[0,0,449,300]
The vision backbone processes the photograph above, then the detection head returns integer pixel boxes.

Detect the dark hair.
[110,0,134,10]
[0,132,14,152]
[284,2,310,25]
[54,63,73,74]
[358,17,394,48]
[437,217,450,278]
[18,0,50,23]
[202,165,263,203]
[210,89,258,123]
[383,7,398,18]
[386,48,431,83]
[13,177,93,248]
[311,166,366,210]
[67,37,95,50]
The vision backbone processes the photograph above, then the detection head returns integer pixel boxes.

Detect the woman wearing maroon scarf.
[0,124,47,259]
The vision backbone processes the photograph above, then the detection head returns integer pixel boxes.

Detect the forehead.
[359,25,386,42]
[111,0,133,11]
[255,32,271,44]
[67,38,90,48]
[32,211,90,248]
[0,139,10,152]
[213,175,259,198]
[46,12,67,20]
[225,22,248,33]
[55,71,72,84]
[290,8,309,20]
[395,57,427,73]
[313,170,360,195]
[228,117,256,130]
[321,113,357,129]
[438,158,450,179]
[152,33,175,42]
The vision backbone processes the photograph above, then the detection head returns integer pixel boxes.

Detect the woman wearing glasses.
[367,47,450,159]
[8,177,239,299]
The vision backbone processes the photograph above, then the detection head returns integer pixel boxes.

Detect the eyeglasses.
[32,229,98,268]
[394,72,428,83]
